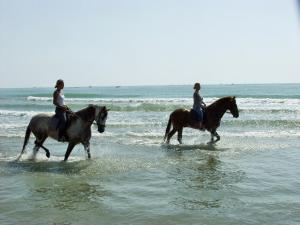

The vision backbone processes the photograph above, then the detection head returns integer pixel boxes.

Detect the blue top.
[193,91,204,111]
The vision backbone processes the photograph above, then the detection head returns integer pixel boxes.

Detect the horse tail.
[164,117,172,141]
[17,125,31,160]
[22,125,31,151]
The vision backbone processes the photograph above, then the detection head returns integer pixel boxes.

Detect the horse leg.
[208,131,220,144]
[64,142,76,161]
[35,137,50,158]
[166,128,177,144]
[207,131,215,144]
[82,141,91,159]
[32,140,42,159]
[210,132,215,143]
[214,131,220,143]
[177,128,183,144]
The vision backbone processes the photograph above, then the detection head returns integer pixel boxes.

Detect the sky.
[0,0,300,88]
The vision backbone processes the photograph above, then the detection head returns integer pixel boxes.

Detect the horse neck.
[75,106,96,125]
[207,99,229,121]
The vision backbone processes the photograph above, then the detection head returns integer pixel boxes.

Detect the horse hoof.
[46,152,50,158]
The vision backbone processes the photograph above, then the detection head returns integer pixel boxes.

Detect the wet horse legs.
[210,131,220,144]
[166,128,177,144]
[64,142,75,161]
[33,137,49,158]
[82,141,91,159]
[177,128,183,144]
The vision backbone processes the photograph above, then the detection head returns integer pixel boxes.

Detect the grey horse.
[17,105,109,161]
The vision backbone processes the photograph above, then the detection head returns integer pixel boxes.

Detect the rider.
[193,82,206,130]
[53,79,70,142]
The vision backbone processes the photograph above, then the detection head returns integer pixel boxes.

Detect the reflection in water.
[32,178,108,211]
[162,143,230,152]
[7,159,110,212]
[7,159,91,174]
[166,149,244,210]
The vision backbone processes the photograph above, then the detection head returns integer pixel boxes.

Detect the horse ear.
[232,96,236,101]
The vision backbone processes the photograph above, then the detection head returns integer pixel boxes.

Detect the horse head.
[93,105,109,133]
[227,96,239,118]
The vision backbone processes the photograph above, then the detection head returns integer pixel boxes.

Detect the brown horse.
[164,96,239,144]
[17,105,109,161]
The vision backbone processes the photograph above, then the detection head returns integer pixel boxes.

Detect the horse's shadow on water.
[162,142,229,152]
[7,158,91,174]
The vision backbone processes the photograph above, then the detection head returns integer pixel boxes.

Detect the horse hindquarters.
[164,109,188,144]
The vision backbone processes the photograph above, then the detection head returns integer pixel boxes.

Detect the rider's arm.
[53,91,67,110]
[200,96,206,108]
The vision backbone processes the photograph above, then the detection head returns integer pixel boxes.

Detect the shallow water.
[0,84,300,225]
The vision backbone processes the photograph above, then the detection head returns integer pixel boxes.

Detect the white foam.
[222,130,300,138]
[27,96,192,104]
[0,110,52,117]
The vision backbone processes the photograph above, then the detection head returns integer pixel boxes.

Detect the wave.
[27,96,191,103]
[1,119,299,137]
[239,108,299,114]
[26,96,300,107]
[0,107,299,130]
[106,119,300,129]
[0,110,52,117]
[23,96,300,113]
[27,96,52,102]
[223,119,300,128]
[1,130,300,147]
[27,96,300,104]
[222,130,300,138]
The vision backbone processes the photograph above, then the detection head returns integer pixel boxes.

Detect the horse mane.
[207,96,233,110]
[75,105,96,122]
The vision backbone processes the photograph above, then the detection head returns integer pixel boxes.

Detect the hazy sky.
[0,0,300,88]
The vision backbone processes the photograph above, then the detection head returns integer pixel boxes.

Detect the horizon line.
[0,82,299,89]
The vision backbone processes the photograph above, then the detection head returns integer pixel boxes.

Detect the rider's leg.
[198,109,204,130]
[56,110,67,141]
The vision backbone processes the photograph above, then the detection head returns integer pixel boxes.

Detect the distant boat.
[115,86,121,88]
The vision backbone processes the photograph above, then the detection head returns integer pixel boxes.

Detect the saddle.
[51,111,75,131]
[190,108,207,123]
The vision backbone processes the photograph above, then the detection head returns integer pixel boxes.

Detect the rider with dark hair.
[53,79,70,142]
[193,82,206,130]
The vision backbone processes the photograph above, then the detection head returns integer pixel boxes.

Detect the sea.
[0,83,299,225]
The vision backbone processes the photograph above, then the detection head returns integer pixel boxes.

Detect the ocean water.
[0,84,299,225]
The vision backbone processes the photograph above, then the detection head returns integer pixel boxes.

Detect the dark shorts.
[193,108,203,122]
[55,107,67,130]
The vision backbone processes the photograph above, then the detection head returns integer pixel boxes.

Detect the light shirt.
[57,91,65,107]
